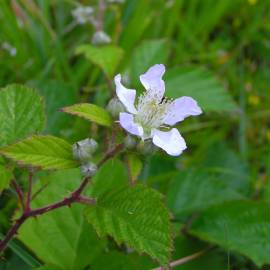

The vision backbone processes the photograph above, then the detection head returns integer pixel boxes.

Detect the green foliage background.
[0,0,270,269]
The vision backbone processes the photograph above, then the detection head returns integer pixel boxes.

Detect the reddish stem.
[11,180,24,210]
[0,143,125,254]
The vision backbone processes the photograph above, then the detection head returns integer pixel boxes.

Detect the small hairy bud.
[92,31,112,45]
[72,138,98,162]
[81,162,97,177]
[106,97,125,118]
[124,135,137,149]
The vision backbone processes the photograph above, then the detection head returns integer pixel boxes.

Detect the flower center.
[135,90,172,135]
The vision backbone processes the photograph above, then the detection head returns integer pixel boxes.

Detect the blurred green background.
[0,0,270,269]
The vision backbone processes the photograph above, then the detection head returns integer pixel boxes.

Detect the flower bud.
[106,97,125,118]
[124,135,137,149]
[72,138,98,162]
[81,162,97,177]
[92,31,112,45]
[72,6,94,25]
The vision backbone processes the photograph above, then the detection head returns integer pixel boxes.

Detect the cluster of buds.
[72,138,98,177]
[71,1,124,45]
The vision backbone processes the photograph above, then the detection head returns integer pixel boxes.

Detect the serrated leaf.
[0,84,45,147]
[85,185,172,266]
[0,135,78,170]
[62,103,112,127]
[190,201,270,267]
[130,40,169,83]
[18,169,104,270]
[76,44,124,77]
[0,164,13,192]
[167,169,243,217]
[165,67,238,112]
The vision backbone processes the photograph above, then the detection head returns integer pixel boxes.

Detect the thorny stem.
[152,246,213,270]
[0,143,124,254]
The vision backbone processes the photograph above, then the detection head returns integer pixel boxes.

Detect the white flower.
[114,64,202,156]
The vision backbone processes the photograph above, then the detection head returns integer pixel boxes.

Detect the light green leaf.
[0,164,13,192]
[190,201,270,267]
[165,67,238,112]
[167,169,243,217]
[130,40,169,83]
[76,44,124,77]
[0,135,78,170]
[18,169,105,270]
[127,154,142,182]
[85,184,172,266]
[62,103,112,127]
[0,84,45,147]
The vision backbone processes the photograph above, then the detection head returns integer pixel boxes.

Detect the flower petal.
[164,96,202,126]
[114,74,138,114]
[119,112,143,137]
[139,64,165,99]
[152,128,187,156]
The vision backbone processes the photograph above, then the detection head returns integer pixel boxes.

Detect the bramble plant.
[1,1,270,270]
[0,64,202,269]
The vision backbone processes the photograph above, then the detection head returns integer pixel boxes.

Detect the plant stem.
[25,170,33,211]
[0,143,125,254]
[98,143,124,167]
[11,180,24,210]
[152,246,213,270]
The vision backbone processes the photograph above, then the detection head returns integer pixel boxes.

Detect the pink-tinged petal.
[164,96,202,126]
[119,112,143,137]
[114,74,138,114]
[152,128,187,156]
[139,64,165,99]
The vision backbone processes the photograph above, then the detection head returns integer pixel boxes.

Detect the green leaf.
[61,103,112,127]
[165,67,238,112]
[0,84,45,147]
[171,236,227,270]
[35,266,62,270]
[167,169,243,217]
[127,154,142,182]
[18,169,105,270]
[76,44,124,77]
[33,80,78,135]
[91,251,155,270]
[85,184,172,266]
[190,201,270,267]
[0,164,13,192]
[88,159,128,198]
[130,40,169,83]
[0,135,78,170]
